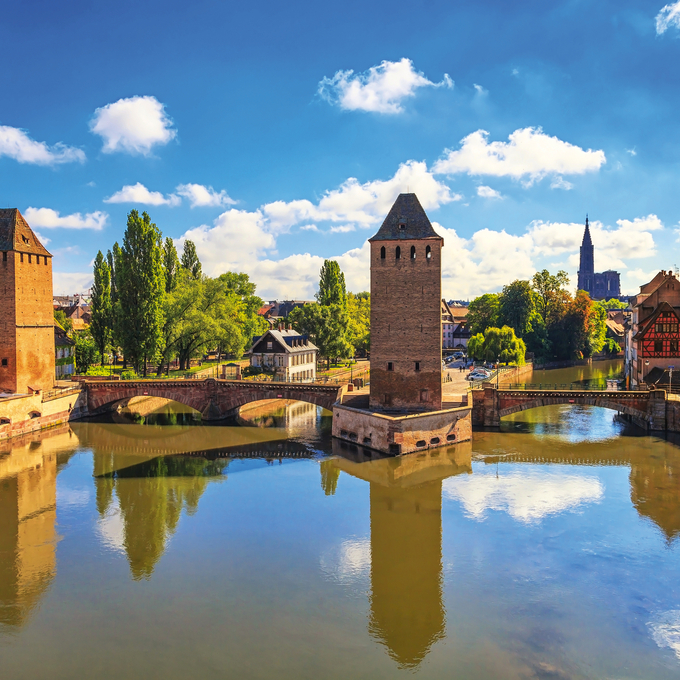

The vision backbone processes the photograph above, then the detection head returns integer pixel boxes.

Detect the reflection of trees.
[320,460,340,496]
[332,443,471,669]
[96,457,228,580]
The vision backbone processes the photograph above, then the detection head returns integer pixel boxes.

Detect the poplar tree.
[181,240,202,279]
[118,211,165,376]
[90,251,113,364]
[163,237,180,292]
[316,260,347,307]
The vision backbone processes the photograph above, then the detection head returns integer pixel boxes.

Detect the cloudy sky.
[3,0,680,299]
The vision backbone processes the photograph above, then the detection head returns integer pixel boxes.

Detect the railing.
[501,382,646,392]
[43,385,83,401]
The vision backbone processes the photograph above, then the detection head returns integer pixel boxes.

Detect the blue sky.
[3,0,680,299]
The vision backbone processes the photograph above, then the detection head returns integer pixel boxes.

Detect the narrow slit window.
[28,254,31,263]
[387,362,394,371]
[2,252,6,261]
[20,253,23,262]
[426,245,432,260]
[395,246,401,260]
[415,362,420,371]
[380,246,385,259]
[410,245,416,260]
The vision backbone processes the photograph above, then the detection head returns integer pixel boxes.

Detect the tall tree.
[532,269,570,325]
[468,326,526,365]
[163,237,180,293]
[316,260,347,307]
[118,211,165,375]
[467,293,500,335]
[90,251,113,363]
[181,240,202,280]
[498,280,536,337]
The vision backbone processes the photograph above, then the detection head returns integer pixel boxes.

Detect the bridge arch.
[498,395,649,424]
[85,379,343,421]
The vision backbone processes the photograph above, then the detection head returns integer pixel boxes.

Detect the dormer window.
[398,223,406,231]
[22,235,29,244]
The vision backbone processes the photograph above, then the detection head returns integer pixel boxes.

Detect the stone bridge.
[471,386,668,430]
[84,378,343,421]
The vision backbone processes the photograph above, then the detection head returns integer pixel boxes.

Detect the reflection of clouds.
[56,486,90,507]
[443,469,603,523]
[649,610,680,660]
[96,499,126,554]
[320,537,371,584]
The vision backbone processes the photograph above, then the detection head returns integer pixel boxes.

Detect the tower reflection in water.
[331,439,472,669]
[0,426,73,628]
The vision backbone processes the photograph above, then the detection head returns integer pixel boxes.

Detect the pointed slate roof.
[581,216,592,246]
[369,193,442,241]
[0,209,51,256]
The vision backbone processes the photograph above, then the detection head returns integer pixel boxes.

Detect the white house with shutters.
[250,329,318,382]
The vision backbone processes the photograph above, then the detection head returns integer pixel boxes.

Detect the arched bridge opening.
[84,379,343,421]
[498,397,649,423]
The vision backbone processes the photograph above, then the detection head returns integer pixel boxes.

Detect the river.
[2,365,680,679]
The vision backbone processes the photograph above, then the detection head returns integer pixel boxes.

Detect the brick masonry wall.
[369,238,443,411]
[0,251,54,393]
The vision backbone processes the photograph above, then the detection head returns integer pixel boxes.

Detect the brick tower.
[369,194,443,411]
[0,209,55,394]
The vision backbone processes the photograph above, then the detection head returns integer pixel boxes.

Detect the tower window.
[395,246,401,259]
[44,256,48,265]
[20,253,23,262]
[1,358,7,366]
[387,362,394,371]
[380,246,385,259]
[410,246,416,260]
[2,252,6,261]
[426,245,432,260]
[415,362,420,371]
[28,254,32,264]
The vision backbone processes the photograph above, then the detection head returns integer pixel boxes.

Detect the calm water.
[2,392,680,679]
[529,358,624,388]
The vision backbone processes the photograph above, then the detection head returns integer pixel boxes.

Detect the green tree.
[117,210,165,375]
[163,237,180,293]
[73,330,98,373]
[532,269,570,325]
[347,292,370,353]
[497,280,536,337]
[90,251,113,364]
[467,293,499,335]
[181,240,202,280]
[467,326,526,365]
[54,309,72,334]
[557,290,607,359]
[598,298,628,310]
[219,271,268,354]
[289,303,352,370]
[316,260,347,307]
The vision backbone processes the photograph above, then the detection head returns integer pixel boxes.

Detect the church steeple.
[577,215,594,294]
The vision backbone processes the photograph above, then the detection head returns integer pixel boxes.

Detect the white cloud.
[52,271,93,295]
[33,230,50,245]
[433,127,606,186]
[649,610,680,659]
[90,95,176,155]
[24,207,108,230]
[329,224,356,233]
[626,148,637,156]
[476,185,502,199]
[473,83,488,96]
[318,58,452,114]
[104,182,181,207]
[0,125,85,165]
[550,176,573,190]
[656,2,680,34]
[175,183,236,208]
[300,224,320,232]
[443,469,603,524]
[263,160,459,232]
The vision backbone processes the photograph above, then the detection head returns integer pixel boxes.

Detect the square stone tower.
[0,209,55,394]
[369,194,443,411]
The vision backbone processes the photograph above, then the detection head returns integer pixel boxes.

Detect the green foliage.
[467,293,499,335]
[73,331,98,373]
[320,460,340,496]
[532,269,570,324]
[604,338,621,356]
[289,303,353,369]
[468,326,526,365]
[316,260,347,307]
[346,292,370,352]
[218,271,268,347]
[598,298,628,310]
[90,251,113,363]
[55,355,74,367]
[117,211,165,375]
[54,309,72,333]
[163,237,180,292]
[121,369,138,380]
[180,240,202,279]
[555,290,607,359]
[85,366,113,376]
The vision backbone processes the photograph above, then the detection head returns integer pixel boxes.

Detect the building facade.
[577,216,621,300]
[369,194,443,411]
[625,270,680,388]
[54,324,75,379]
[0,210,55,394]
[441,300,470,350]
[250,329,318,382]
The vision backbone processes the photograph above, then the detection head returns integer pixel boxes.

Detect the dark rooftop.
[0,209,51,256]
[369,193,442,242]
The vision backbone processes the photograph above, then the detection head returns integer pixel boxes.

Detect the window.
[655,340,664,354]
[395,246,401,259]
[426,245,431,260]
[420,389,430,402]
[1,358,7,366]
[28,254,31,264]
[380,246,385,259]
[387,362,394,371]
[44,256,48,265]
[20,253,23,262]
[267,341,273,350]
[399,222,406,230]
[416,440,427,448]
[415,361,420,371]
[672,340,679,353]
[410,245,416,260]
[2,252,6,261]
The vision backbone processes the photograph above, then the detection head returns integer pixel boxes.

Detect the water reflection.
[0,426,74,628]
[332,441,472,668]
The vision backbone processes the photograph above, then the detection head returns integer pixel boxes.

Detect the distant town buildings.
[625,270,680,388]
[441,300,470,350]
[249,328,318,382]
[577,216,621,300]
[54,323,75,379]
[257,300,315,329]
[0,209,55,393]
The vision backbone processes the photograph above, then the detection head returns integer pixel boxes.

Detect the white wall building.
[250,329,318,382]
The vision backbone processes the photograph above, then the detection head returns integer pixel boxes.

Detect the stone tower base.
[332,402,472,456]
